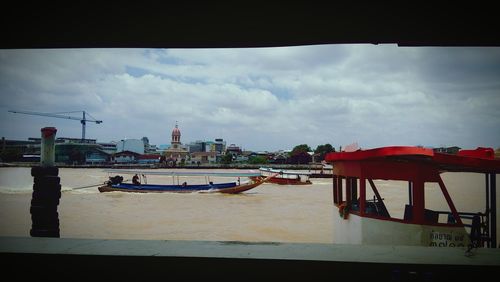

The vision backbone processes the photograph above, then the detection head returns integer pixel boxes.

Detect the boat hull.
[98,175,275,194]
[106,182,236,192]
[266,177,312,185]
[333,213,470,247]
[310,173,332,178]
[259,167,312,185]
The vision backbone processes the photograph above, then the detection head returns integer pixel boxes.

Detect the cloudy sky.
[0,45,499,151]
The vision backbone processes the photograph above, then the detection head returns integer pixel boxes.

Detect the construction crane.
[8,110,102,141]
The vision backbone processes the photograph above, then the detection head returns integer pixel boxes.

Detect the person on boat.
[182,181,187,187]
[132,174,140,185]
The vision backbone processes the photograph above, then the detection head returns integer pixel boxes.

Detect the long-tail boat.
[257,167,312,185]
[98,170,277,194]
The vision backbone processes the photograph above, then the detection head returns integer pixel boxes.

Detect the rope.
[65,179,130,190]
[66,183,104,190]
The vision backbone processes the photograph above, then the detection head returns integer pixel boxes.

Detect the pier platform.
[1,237,499,280]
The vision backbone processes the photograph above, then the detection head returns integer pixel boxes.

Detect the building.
[214,138,226,154]
[189,140,220,153]
[157,144,170,154]
[98,142,117,155]
[116,139,145,154]
[188,140,206,153]
[271,153,288,164]
[137,154,161,164]
[142,137,159,154]
[85,149,110,164]
[204,141,214,152]
[163,122,189,162]
[142,137,149,147]
[433,146,461,154]
[1,136,114,164]
[190,151,217,164]
[54,143,109,164]
[226,144,242,157]
[235,154,249,163]
[28,137,98,144]
[111,151,141,163]
[1,137,39,162]
[146,144,158,154]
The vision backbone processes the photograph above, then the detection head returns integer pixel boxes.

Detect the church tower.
[171,121,181,149]
[163,121,188,165]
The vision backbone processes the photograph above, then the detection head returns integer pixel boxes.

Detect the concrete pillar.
[40,127,56,166]
[30,127,61,237]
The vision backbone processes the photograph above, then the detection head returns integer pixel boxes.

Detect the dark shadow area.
[2,3,499,49]
[3,252,499,280]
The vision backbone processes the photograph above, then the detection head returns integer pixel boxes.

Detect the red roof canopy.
[325,146,500,174]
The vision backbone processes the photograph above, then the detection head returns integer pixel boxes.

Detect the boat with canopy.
[325,146,500,248]
[256,167,312,185]
[98,169,276,194]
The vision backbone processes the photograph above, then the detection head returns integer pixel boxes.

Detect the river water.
[0,167,498,243]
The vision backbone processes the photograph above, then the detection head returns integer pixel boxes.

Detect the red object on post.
[41,127,57,138]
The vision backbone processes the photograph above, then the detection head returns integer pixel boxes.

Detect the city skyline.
[1,45,499,151]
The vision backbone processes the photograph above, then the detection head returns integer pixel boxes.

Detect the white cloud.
[1,45,499,151]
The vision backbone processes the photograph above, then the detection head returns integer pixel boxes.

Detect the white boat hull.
[333,213,470,247]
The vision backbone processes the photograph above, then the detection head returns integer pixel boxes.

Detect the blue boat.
[98,169,277,194]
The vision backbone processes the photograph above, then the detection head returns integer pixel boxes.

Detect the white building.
[98,142,117,155]
[190,151,217,164]
[116,139,144,154]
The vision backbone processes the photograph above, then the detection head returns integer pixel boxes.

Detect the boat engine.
[107,175,123,185]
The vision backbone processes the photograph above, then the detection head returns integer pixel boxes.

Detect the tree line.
[220,143,336,165]
[288,143,336,164]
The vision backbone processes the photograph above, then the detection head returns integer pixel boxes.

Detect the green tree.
[289,151,311,164]
[314,143,335,161]
[290,144,311,156]
[248,156,268,164]
[0,147,23,162]
[289,144,312,164]
[220,154,233,164]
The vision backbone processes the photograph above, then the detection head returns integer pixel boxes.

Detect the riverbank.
[0,162,331,171]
